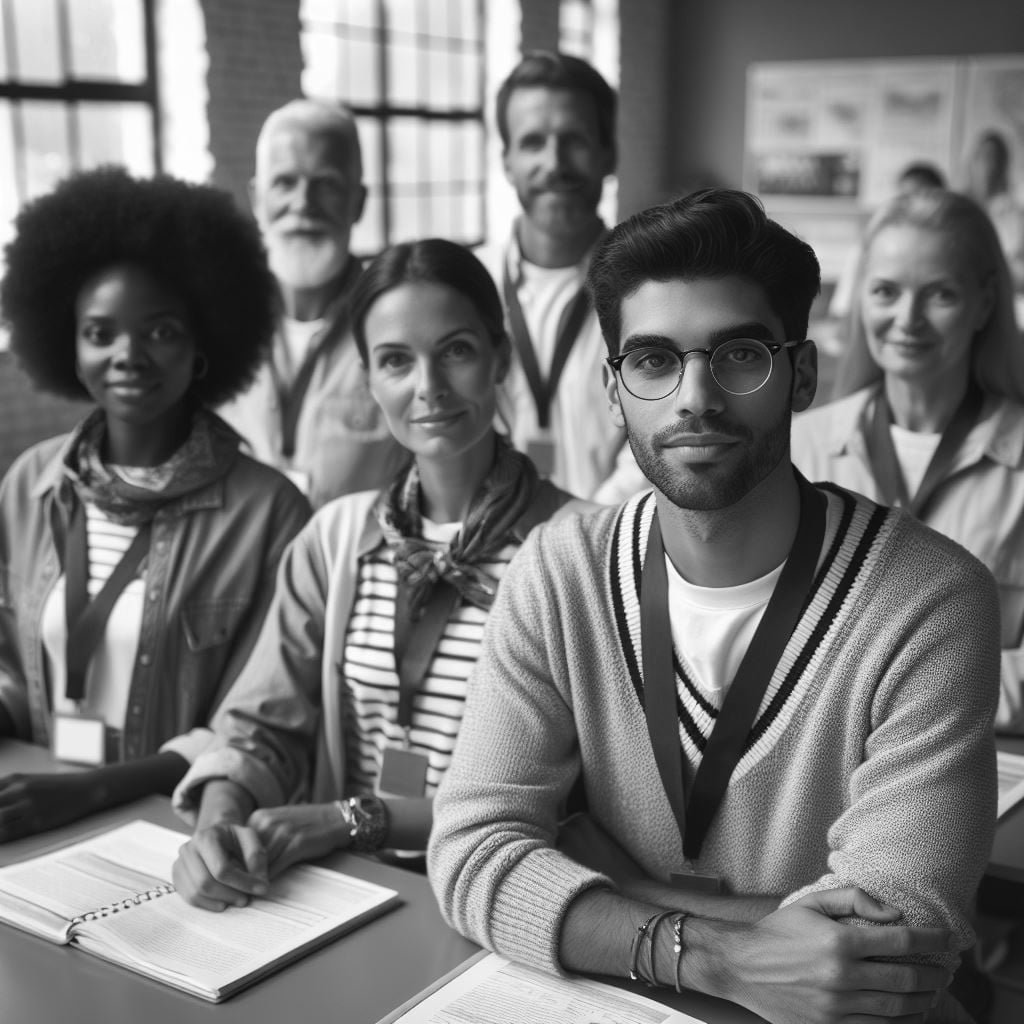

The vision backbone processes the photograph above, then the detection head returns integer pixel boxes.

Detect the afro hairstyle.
[1,165,279,406]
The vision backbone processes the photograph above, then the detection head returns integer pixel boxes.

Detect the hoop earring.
[193,353,209,380]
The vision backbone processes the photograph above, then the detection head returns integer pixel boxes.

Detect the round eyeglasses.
[606,338,805,400]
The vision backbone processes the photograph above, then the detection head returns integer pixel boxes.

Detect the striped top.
[42,504,146,727]
[341,521,516,796]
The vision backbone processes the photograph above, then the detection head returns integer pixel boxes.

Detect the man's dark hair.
[495,50,616,151]
[1,165,278,406]
[587,188,821,356]
[897,162,946,191]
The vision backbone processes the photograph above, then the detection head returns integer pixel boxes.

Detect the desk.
[0,741,757,1024]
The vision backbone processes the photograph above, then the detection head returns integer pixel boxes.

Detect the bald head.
[252,99,367,318]
[255,98,363,182]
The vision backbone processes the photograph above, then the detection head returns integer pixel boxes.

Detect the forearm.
[195,778,256,830]
[623,878,780,922]
[79,752,189,813]
[559,887,727,994]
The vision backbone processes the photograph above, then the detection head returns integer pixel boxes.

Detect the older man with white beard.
[219,99,406,507]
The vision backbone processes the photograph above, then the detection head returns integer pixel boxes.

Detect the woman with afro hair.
[0,167,311,841]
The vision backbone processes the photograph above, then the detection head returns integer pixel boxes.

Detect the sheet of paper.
[997,749,1024,818]
[389,952,708,1024]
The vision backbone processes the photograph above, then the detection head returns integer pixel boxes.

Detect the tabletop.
[0,740,758,1024]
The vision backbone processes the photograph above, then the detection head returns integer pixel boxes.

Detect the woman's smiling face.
[363,281,508,463]
[860,224,994,392]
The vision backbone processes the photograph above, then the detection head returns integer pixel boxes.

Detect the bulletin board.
[744,54,1024,278]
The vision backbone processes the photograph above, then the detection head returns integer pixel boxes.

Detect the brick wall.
[0,351,88,477]
[200,0,304,209]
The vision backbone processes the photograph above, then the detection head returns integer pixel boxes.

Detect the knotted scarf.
[375,436,541,617]
[61,407,241,526]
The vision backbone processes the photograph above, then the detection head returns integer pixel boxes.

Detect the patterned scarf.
[375,436,541,616]
[62,408,241,526]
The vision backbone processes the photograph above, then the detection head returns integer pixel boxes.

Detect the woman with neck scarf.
[172,239,590,908]
[791,188,1024,731]
[0,168,311,841]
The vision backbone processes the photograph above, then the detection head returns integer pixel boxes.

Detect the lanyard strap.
[392,580,461,732]
[640,473,826,862]
[866,385,983,519]
[273,262,361,459]
[64,502,152,704]
[502,260,591,430]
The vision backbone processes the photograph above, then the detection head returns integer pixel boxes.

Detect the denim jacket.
[0,429,311,761]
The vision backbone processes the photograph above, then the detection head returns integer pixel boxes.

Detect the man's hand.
[172,823,269,912]
[247,803,351,879]
[0,773,90,842]
[705,887,954,1024]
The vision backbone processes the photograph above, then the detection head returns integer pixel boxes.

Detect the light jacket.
[0,427,311,761]
[173,478,583,818]
[791,385,1024,729]
[217,270,408,508]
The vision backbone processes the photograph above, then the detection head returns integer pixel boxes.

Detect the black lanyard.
[501,260,591,430]
[63,502,152,703]
[392,581,461,733]
[272,262,361,459]
[865,385,983,519]
[640,473,826,863]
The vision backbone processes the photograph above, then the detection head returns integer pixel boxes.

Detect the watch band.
[336,796,389,852]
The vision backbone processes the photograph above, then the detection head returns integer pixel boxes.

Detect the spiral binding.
[69,883,175,928]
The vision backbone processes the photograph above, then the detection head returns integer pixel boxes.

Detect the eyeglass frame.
[605,338,808,400]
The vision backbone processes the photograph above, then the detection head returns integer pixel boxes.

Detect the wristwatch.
[336,795,389,852]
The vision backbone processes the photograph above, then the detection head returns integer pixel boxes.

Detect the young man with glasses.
[429,190,997,1024]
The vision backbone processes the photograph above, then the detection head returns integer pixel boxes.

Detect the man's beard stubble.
[625,406,793,513]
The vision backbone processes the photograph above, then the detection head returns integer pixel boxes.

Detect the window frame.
[0,0,161,204]
[300,0,488,254]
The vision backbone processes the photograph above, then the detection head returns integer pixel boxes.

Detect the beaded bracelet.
[672,913,689,994]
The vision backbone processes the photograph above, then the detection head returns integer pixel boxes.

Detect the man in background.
[220,99,406,507]
[480,51,641,502]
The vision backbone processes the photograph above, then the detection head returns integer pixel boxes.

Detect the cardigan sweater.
[428,483,999,994]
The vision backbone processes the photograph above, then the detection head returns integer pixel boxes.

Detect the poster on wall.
[745,54,1024,282]
[745,58,960,208]
[961,56,1024,201]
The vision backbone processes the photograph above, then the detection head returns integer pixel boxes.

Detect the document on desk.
[383,951,708,1024]
[0,819,400,1002]
[997,749,1024,818]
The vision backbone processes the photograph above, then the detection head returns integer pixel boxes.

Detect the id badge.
[377,745,429,798]
[52,712,106,766]
[669,866,722,894]
[526,437,556,477]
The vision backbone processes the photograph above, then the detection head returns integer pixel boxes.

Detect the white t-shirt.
[279,316,326,387]
[666,555,784,701]
[516,260,584,381]
[889,423,942,497]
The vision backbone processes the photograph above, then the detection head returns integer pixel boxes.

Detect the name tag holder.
[52,711,106,766]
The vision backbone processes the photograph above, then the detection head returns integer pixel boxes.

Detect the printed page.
[0,820,174,942]
[74,858,400,1000]
[389,953,708,1024]
[997,749,1024,818]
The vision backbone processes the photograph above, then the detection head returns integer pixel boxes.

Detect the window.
[559,0,594,61]
[300,0,486,255]
[0,0,159,249]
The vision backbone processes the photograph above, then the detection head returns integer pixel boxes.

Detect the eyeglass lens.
[620,338,774,398]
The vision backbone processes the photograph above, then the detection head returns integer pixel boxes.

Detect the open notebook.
[0,819,399,1002]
